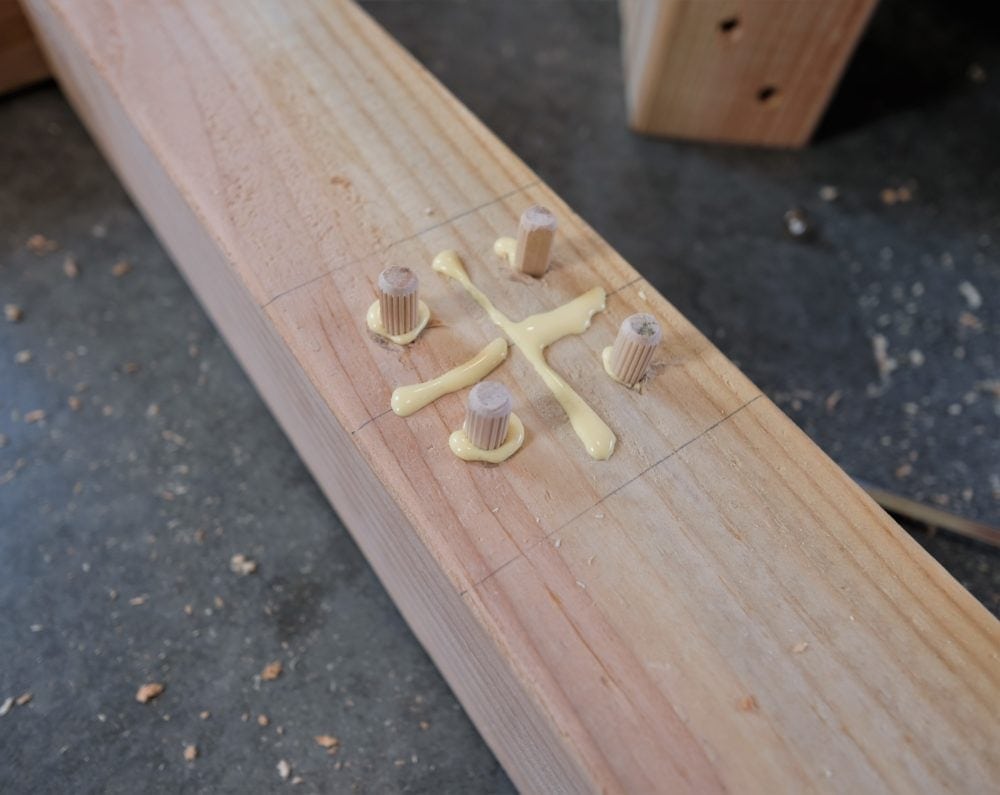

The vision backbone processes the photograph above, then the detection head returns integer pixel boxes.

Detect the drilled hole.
[757,85,780,106]
[718,16,743,41]
[719,16,740,33]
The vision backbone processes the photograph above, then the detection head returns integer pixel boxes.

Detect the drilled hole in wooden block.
[757,85,781,106]
[718,16,742,41]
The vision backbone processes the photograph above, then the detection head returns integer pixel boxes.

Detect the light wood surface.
[620,0,880,147]
[0,0,49,95]
[24,0,999,792]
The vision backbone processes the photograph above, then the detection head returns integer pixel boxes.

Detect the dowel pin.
[514,205,557,277]
[464,381,512,451]
[378,266,420,336]
[607,313,661,388]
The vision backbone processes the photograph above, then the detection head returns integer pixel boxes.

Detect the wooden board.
[0,0,48,95]
[22,0,999,791]
[620,0,880,147]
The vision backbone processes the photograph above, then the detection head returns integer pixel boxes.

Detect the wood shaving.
[111,260,132,277]
[261,660,283,681]
[737,695,758,712]
[183,744,198,762]
[871,334,896,383]
[136,682,165,703]
[314,734,340,753]
[0,697,12,716]
[15,693,32,706]
[4,304,23,323]
[63,256,80,278]
[24,410,46,424]
[895,463,913,479]
[230,554,258,576]
[258,714,270,726]
[958,311,982,330]
[129,595,148,606]
[277,759,291,780]
[26,234,58,254]
[792,642,810,654]
[824,390,842,413]
[199,710,211,720]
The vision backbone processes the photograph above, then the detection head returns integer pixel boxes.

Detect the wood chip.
[136,682,165,703]
[199,710,211,720]
[26,234,58,254]
[15,350,32,364]
[183,744,198,761]
[4,304,24,323]
[14,692,32,706]
[261,660,283,681]
[111,260,132,277]
[0,697,12,716]
[792,642,810,654]
[738,695,758,712]
[129,595,148,606]
[24,410,46,424]
[314,734,340,753]
[63,256,80,278]
[277,759,291,780]
[230,553,257,576]
[258,714,270,726]
[67,395,82,411]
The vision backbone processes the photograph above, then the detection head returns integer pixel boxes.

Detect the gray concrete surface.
[1,0,997,792]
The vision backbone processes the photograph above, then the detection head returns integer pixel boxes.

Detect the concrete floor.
[1,0,997,793]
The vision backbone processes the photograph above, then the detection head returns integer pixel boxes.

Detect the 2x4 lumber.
[619,0,880,147]
[22,1,999,792]
[0,0,48,95]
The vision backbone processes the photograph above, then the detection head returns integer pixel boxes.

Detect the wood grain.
[23,0,999,792]
[0,0,49,95]
[620,0,880,147]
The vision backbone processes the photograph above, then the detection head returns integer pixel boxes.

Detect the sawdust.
[230,554,257,576]
[136,683,164,703]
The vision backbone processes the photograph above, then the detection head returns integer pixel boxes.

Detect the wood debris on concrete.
[63,255,79,278]
[110,259,132,277]
[276,759,291,780]
[261,660,283,681]
[24,409,46,424]
[230,553,257,576]
[183,744,198,762]
[26,233,58,254]
[4,304,24,323]
[314,734,340,754]
[135,682,164,703]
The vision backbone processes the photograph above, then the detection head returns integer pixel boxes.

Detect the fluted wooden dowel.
[378,266,419,335]
[464,381,512,451]
[514,205,557,277]
[608,313,661,387]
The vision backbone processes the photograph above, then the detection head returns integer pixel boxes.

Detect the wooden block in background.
[0,0,49,95]
[620,0,880,147]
